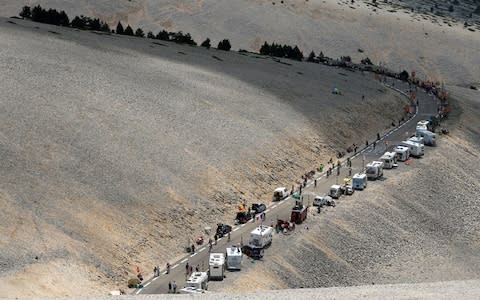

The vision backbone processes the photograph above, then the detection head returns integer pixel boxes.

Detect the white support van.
[273,187,289,201]
[416,129,436,146]
[417,120,434,131]
[329,184,342,198]
[225,246,242,270]
[249,225,273,248]
[180,272,209,294]
[352,173,367,190]
[401,140,424,157]
[408,136,424,145]
[380,152,398,169]
[365,161,384,180]
[395,146,410,161]
[208,253,225,281]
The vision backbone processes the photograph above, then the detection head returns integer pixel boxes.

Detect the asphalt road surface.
[138,79,439,295]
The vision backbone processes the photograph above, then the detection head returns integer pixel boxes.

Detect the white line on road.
[135,289,142,295]
[190,253,197,257]
[265,209,271,213]
[152,277,158,281]
[218,237,222,241]
[241,223,247,227]
[272,205,277,209]
[144,282,151,287]
[162,271,167,274]
[198,247,206,252]
[233,227,240,232]
[172,264,179,269]
[181,258,188,263]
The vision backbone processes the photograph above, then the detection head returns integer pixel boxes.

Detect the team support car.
[251,203,266,214]
[216,223,232,238]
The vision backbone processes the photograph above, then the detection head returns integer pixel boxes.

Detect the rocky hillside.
[0,19,408,296]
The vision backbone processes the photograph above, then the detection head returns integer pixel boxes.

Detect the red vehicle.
[290,204,307,224]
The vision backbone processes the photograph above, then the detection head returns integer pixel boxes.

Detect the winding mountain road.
[137,78,439,295]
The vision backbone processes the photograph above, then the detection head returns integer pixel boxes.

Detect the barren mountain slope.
[1,0,479,85]
[214,87,480,292]
[0,19,408,296]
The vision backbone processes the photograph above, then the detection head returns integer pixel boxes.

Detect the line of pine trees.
[18,5,237,49]
[20,5,71,27]
[259,41,304,61]
[20,5,110,32]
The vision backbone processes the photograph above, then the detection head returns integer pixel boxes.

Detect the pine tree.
[259,41,270,55]
[292,46,303,61]
[307,51,316,62]
[71,16,86,29]
[147,31,155,39]
[135,28,145,37]
[124,25,134,36]
[100,22,110,32]
[201,38,211,49]
[116,21,124,34]
[58,11,69,26]
[90,18,101,31]
[217,39,231,51]
[399,70,409,81]
[19,6,31,19]
[31,5,45,23]
[156,30,169,40]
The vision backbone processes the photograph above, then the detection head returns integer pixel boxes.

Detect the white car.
[341,184,355,195]
[313,195,333,207]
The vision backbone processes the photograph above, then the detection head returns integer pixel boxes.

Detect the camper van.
[208,253,225,281]
[417,120,432,131]
[401,140,424,157]
[273,187,289,201]
[225,246,243,270]
[352,173,367,190]
[329,185,342,199]
[180,272,209,294]
[366,161,384,180]
[249,225,273,248]
[395,146,410,161]
[416,129,436,146]
[380,152,398,169]
[408,136,424,145]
